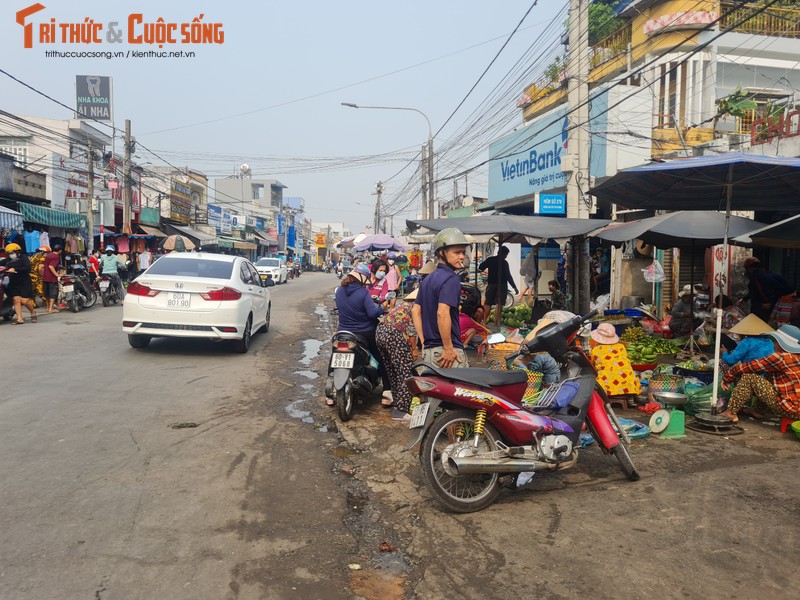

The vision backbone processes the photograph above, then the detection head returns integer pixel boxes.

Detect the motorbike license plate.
[167,292,191,308]
[409,402,430,429]
[62,285,74,293]
[330,352,355,369]
[99,281,110,290]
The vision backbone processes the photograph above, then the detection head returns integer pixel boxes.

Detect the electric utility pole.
[373,180,383,233]
[421,145,428,220]
[427,138,435,220]
[123,119,132,234]
[86,140,94,254]
[566,0,591,312]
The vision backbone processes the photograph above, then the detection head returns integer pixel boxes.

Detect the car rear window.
[145,258,234,279]
[256,258,280,267]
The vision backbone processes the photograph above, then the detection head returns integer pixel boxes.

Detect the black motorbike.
[326,330,382,422]
[98,274,123,307]
[62,263,97,313]
[0,265,15,321]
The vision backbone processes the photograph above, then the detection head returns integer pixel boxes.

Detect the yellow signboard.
[315,233,326,248]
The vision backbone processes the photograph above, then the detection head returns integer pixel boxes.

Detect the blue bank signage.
[538,193,566,215]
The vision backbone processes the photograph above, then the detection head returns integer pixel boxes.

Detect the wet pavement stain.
[294,370,319,380]
[285,400,315,424]
[300,339,324,366]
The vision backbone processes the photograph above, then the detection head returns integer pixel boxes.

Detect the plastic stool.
[780,417,798,433]
[608,395,632,411]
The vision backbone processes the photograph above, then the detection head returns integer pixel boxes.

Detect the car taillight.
[200,287,242,301]
[126,281,160,297]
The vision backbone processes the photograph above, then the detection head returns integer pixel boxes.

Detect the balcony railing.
[721,1,800,38]
[590,23,632,69]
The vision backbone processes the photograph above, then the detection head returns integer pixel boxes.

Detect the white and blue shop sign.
[488,94,607,206]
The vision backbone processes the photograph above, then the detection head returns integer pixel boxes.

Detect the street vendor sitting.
[720,328,800,424]
[589,322,641,396]
[669,285,701,337]
[721,314,775,365]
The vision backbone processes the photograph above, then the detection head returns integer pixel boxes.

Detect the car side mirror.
[264,278,275,287]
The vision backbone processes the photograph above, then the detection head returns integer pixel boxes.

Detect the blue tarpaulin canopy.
[0,206,24,230]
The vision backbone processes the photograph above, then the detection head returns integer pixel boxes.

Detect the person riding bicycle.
[98,245,126,301]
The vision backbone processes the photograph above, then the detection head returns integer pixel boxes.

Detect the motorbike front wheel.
[612,442,640,482]
[336,381,354,422]
[419,409,502,513]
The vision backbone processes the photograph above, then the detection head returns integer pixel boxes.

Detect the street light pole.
[341,102,434,220]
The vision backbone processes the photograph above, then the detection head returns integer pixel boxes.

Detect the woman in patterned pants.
[375,291,419,420]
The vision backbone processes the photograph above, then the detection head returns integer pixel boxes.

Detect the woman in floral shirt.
[375,289,419,420]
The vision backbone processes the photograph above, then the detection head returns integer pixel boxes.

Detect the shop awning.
[138,225,168,238]
[218,236,257,250]
[167,224,217,245]
[0,206,24,230]
[253,230,278,246]
[18,203,86,229]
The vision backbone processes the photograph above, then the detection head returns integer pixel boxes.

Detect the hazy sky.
[1,0,566,233]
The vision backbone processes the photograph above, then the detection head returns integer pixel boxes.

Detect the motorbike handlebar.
[503,309,598,363]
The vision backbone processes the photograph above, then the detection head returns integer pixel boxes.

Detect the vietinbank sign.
[488,97,607,204]
[489,107,569,202]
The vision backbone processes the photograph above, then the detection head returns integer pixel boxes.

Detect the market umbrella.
[590,152,800,410]
[336,233,368,249]
[161,234,195,252]
[353,233,408,252]
[732,214,800,248]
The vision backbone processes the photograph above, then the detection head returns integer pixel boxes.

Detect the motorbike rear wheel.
[101,289,110,307]
[419,409,502,513]
[612,442,640,481]
[336,381,354,422]
[68,297,79,313]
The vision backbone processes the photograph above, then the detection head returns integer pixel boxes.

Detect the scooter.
[62,263,97,313]
[335,265,344,279]
[326,329,382,422]
[98,274,122,307]
[405,310,639,513]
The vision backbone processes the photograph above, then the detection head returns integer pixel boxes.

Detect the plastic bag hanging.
[642,259,665,283]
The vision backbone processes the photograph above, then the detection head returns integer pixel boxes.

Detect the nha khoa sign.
[76,75,112,121]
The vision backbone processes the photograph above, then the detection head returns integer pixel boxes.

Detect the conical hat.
[729,313,773,336]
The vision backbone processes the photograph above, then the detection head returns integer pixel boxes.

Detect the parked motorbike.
[97,274,122,307]
[0,265,15,321]
[326,329,382,422]
[405,310,639,513]
[62,263,97,313]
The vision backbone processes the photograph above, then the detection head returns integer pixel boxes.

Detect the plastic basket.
[487,360,543,399]
[485,342,521,364]
[649,373,684,394]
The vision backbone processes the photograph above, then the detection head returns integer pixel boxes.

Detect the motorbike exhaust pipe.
[448,457,551,475]
[350,376,373,392]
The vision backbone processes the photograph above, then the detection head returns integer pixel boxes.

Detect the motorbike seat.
[414,362,528,388]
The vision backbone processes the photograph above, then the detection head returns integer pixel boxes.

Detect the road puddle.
[300,339,324,366]
[285,399,314,424]
[294,370,319,379]
[332,445,358,458]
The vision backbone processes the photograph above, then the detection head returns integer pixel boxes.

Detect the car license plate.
[330,352,355,369]
[167,292,191,308]
[99,281,109,290]
[62,284,74,293]
[409,401,430,429]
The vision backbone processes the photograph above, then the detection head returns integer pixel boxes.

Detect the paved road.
[0,273,399,600]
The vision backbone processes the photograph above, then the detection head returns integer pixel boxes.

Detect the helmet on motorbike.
[349,263,372,284]
[433,228,468,254]
[105,245,115,252]
[4,243,21,253]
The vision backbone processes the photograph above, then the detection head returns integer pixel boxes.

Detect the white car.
[122,253,273,353]
[254,257,288,284]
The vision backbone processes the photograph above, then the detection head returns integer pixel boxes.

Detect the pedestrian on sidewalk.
[3,243,37,324]
[376,289,420,420]
[480,246,518,319]
[42,245,63,313]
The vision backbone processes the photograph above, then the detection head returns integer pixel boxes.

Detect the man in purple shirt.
[412,228,469,368]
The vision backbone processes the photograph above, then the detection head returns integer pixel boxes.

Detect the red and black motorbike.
[405,310,639,513]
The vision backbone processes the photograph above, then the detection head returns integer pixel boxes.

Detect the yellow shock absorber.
[473,409,487,436]
[454,424,465,438]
